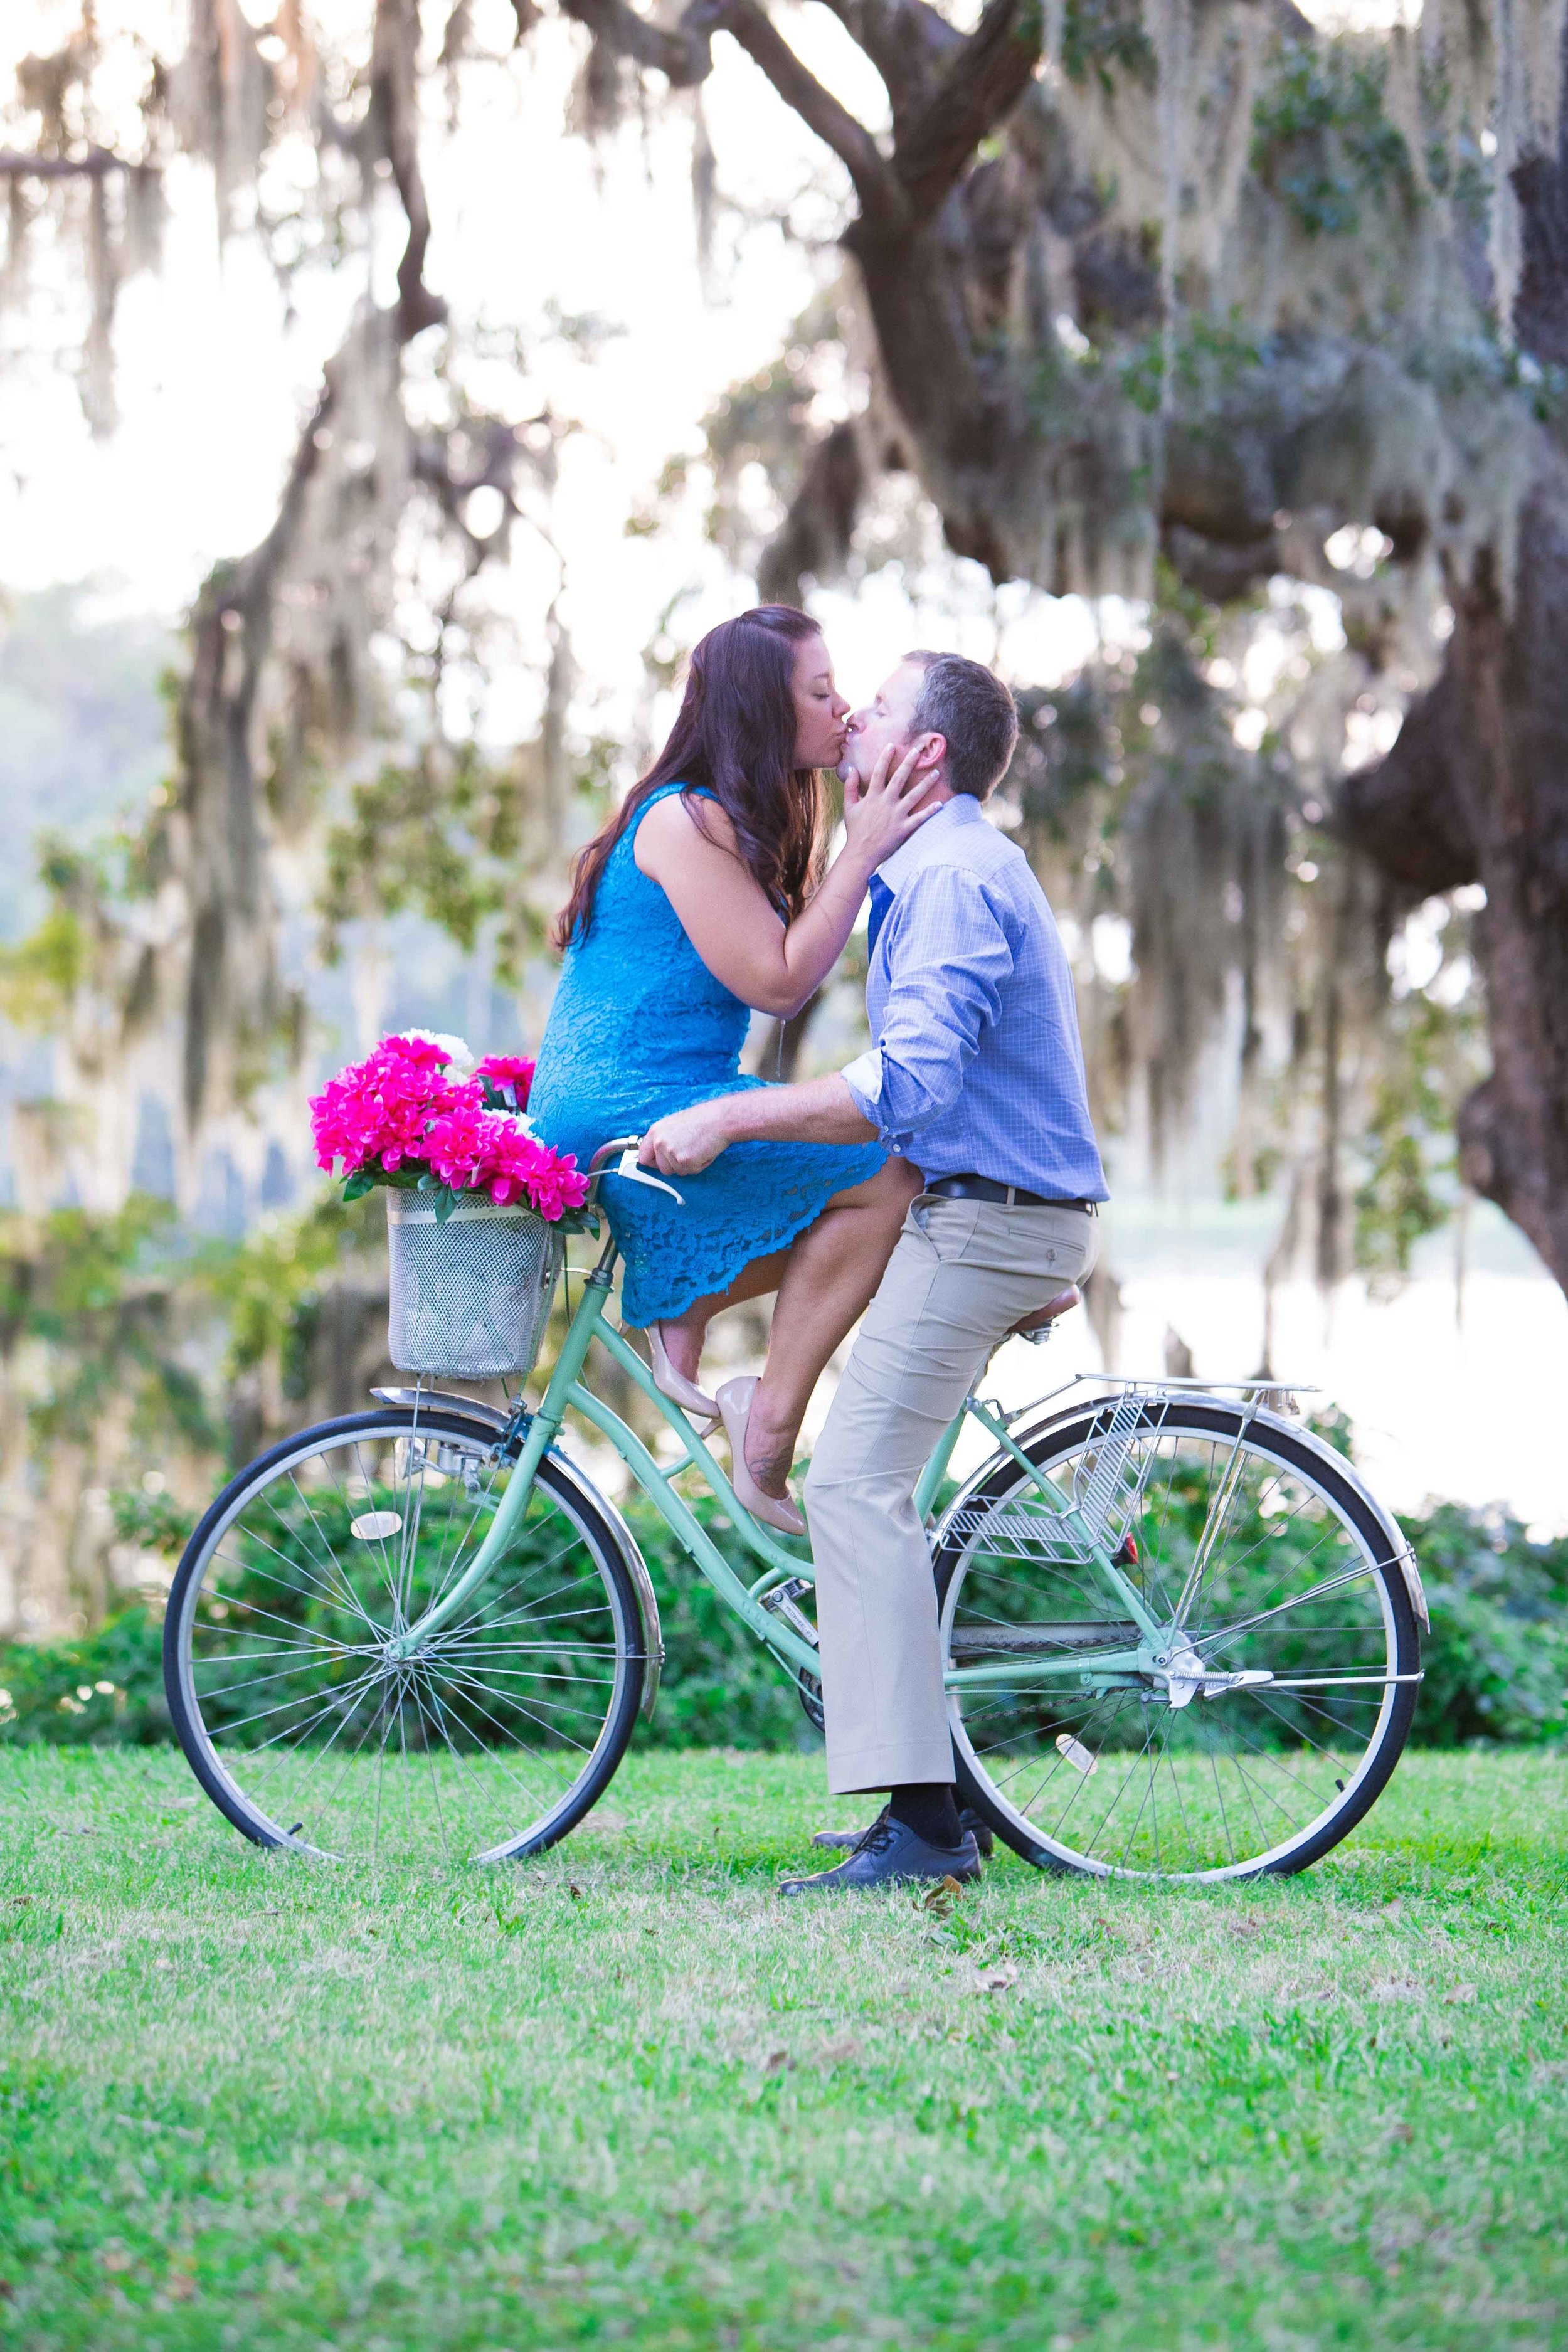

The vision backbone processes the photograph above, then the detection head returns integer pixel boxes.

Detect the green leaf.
[342,1170,376,1204]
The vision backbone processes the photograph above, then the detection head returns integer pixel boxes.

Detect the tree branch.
[0,145,122,178]
[719,0,906,229]
[557,0,722,87]
[1335,665,1478,895]
[892,0,1039,222]
[813,0,962,134]
[366,0,448,339]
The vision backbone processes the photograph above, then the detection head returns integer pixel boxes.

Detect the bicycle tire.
[933,1399,1420,1881]
[163,1407,645,1865]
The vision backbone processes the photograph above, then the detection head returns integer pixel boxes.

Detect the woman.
[529,605,933,1533]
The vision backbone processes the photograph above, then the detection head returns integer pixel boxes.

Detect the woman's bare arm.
[633,749,940,1017]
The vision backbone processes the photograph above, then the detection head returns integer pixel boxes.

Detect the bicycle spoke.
[169,1418,635,1867]
[942,1404,1411,1879]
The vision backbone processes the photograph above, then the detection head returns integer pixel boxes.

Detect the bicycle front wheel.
[164,1407,646,1866]
[935,1399,1421,1880]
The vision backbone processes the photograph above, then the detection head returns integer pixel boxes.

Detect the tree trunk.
[1340,457,1568,1288]
[1338,72,1568,1293]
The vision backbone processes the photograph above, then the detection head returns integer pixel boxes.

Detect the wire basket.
[386,1194,562,1380]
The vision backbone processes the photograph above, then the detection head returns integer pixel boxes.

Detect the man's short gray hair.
[904,651,1020,801]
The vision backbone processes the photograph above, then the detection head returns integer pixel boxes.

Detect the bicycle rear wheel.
[164,1407,646,1865]
[935,1399,1421,1880]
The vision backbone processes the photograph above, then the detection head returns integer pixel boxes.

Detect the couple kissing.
[528,604,1107,1893]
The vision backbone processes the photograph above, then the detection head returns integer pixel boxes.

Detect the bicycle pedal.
[760,1577,818,1649]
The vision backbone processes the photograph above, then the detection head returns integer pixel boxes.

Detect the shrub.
[623,1493,820,1751]
[0,1604,167,1746]
[3,1486,1562,1754]
[1406,1501,1568,1745]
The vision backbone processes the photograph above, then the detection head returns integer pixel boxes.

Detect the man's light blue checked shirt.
[840,793,1108,1200]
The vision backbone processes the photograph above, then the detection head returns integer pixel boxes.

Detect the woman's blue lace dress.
[529,784,886,1326]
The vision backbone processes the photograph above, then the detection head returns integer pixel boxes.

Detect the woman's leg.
[744,1158,923,1496]
[652,1158,920,1496]
[652,1250,793,1388]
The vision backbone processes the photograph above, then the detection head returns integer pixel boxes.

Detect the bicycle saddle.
[1007,1285,1081,1340]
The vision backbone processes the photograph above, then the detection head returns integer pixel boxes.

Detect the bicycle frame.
[386,1216,1178,1695]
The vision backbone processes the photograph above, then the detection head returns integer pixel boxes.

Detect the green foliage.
[0,821,163,1030]
[319,746,533,969]
[624,1493,820,1751]
[1251,41,1413,236]
[108,1487,196,1555]
[0,1485,817,1756]
[1417,68,1493,225]
[1118,314,1265,419]
[1353,990,1483,1285]
[9,1473,1561,1756]
[193,1192,372,1387]
[1061,0,1155,93]
[0,1197,218,1455]
[0,1196,169,1334]
[1408,1502,1568,1746]
[0,908,87,1029]
[1352,1125,1448,1281]
[0,1607,167,1746]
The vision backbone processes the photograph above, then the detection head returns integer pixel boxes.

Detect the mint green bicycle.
[164,1140,1427,1881]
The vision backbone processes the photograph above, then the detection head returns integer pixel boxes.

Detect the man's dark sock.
[887,1783,963,1851]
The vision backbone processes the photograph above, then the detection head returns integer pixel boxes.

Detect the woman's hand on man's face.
[841,739,942,869]
[639,1101,734,1176]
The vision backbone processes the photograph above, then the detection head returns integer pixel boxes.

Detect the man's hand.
[638,1098,739,1177]
[638,1074,877,1174]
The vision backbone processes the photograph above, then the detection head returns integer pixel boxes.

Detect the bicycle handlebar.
[585,1134,685,1206]
[588,1135,642,1174]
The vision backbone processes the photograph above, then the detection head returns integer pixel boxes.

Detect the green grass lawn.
[1,1747,1564,2350]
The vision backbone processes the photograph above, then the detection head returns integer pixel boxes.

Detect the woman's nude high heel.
[715,1376,807,1537]
[647,1323,720,1430]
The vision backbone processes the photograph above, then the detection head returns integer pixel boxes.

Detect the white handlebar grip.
[615,1147,686,1205]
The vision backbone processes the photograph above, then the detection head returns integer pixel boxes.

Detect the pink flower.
[310,1041,475,1180]
[474,1054,536,1109]
[484,1124,588,1216]
[379,1032,459,1070]
[310,1033,581,1217]
[421,1096,495,1194]
[423,1103,586,1219]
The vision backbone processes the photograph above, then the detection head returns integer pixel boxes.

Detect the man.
[639,649,1107,1893]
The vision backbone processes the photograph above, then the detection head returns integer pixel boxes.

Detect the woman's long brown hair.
[552,606,827,951]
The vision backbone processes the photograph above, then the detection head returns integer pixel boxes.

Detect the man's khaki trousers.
[803,1193,1098,1794]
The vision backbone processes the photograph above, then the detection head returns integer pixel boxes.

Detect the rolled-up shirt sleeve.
[840,868,1014,1150]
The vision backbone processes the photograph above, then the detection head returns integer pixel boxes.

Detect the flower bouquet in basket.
[310,1030,589,1380]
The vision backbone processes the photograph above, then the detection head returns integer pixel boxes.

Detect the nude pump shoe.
[715,1376,807,1537]
[647,1323,720,1430]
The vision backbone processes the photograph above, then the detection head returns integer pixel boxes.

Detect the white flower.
[391,1027,474,1069]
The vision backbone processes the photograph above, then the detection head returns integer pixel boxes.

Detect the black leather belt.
[926,1175,1097,1210]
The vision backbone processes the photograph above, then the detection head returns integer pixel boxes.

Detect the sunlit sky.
[6,0,1563,1526]
[0,0,1105,739]
[0,0,1393,710]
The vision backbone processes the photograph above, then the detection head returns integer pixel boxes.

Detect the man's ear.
[916,731,946,774]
